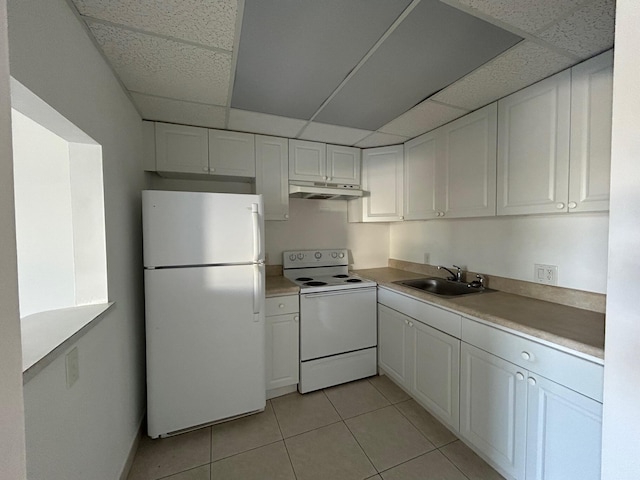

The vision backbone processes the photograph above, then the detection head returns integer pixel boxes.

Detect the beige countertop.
[354,267,605,361]
[265,275,299,297]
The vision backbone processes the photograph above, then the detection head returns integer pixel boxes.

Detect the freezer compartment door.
[143,190,264,267]
[145,264,265,438]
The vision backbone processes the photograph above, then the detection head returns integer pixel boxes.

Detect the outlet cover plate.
[534,264,558,285]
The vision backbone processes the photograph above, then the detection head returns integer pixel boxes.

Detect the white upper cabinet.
[326,145,361,185]
[569,50,613,213]
[255,135,289,221]
[404,130,438,220]
[349,144,403,222]
[155,123,209,175]
[403,103,497,220]
[208,129,255,178]
[497,70,572,216]
[289,140,361,185]
[439,103,497,218]
[288,139,327,182]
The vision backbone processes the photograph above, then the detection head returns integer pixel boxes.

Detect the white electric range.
[283,249,378,393]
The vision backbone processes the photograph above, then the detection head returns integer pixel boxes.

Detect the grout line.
[271,399,299,480]
[153,460,211,480]
[340,418,380,474]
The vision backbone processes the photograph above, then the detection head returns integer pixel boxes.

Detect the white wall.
[7,0,146,478]
[0,0,26,476]
[602,1,640,478]
[266,198,389,269]
[390,213,609,293]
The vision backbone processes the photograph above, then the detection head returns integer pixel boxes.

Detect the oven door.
[300,287,377,361]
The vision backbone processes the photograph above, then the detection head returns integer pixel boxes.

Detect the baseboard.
[266,384,298,400]
[119,415,145,480]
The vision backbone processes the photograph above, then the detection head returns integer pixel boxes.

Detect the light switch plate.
[534,264,558,285]
[66,347,79,388]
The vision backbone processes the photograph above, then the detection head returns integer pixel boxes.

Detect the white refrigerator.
[142,190,266,438]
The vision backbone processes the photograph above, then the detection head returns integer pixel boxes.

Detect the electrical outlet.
[423,253,430,264]
[66,347,79,388]
[534,264,558,285]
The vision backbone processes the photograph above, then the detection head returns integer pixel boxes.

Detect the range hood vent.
[289,182,364,201]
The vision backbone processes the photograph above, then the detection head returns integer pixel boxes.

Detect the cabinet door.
[409,320,460,430]
[377,304,412,389]
[208,130,255,177]
[326,145,361,185]
[289,139,326,182]
[265,313,299,391]
[526,374,602,480]
[497,71,571,215]
[155,123,209,174]
[256,135,289,221]
[404,131,438,220]
[358,145,404,222]
[460,343,527,480]
[440,103,497,219]
[569,50,613,213]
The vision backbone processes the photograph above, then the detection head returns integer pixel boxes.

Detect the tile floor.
[127,375,505,480]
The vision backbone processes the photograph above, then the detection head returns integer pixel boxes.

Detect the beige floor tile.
[380,450,467,480]
[286,422,377,480]
[324,379,391,419]
[345,406,435,472]
[440,440,505,480]
[210,441,295,480]
[127,427,211,480]
[211,401,282,461]
[395,399,457,448]
[368,375,411,404]
[163,464,210,480]
[271,391,341,438]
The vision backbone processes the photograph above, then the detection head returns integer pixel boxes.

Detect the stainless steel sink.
[393,277,494,297]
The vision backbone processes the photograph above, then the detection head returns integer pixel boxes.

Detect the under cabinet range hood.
[289,182,364,200]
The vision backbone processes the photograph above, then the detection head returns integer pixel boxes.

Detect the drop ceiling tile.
[314,0,521,131]
[298,122,372,146]
[232,0,413,120]
[88,22,231,105]
[355,132,409,149]
[228,109,308,138]
[74,0,237,50]
[379,101,469,138]
[447,0,585,34]
[536,0,615,59]
[131,93,227,129]
[432,41,575,111]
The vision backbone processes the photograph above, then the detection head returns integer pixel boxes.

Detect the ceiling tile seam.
[61,0,143,119]
[295,0,423,139]
[426,99,471,112]
[438,0,581,62]
[225,0,246,129]
[532,0,599,35]
[128,90,227,109]
[81,16,233,56]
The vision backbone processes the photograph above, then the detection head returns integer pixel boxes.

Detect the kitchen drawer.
[378,287,461,338]
[462,317,603,402]
[266,295,299,317]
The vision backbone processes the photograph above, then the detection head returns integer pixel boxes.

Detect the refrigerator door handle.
[251,203,263,263]
[253,264,264,317]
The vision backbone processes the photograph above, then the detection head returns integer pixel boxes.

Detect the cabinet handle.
[516,372,525,381]
[404,320,409,325]
[568,201,577,209]
[521,351,532,361]
[202,166,209,172]
[284,214,289,219]
[279,303,285,309]
[210,167,215,172]
[400,216,404,220]
[408,321,414,327]
[294,315,299,322]
[528,377,537,386]
[556,202,565,209]
[323,176,328,181]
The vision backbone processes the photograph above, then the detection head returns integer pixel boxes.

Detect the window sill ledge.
[21,302,114,384]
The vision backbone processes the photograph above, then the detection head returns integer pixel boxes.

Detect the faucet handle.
[476,274,485,288]
[452,265,463,281]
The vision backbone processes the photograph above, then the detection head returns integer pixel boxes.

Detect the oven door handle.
[302,287,376,299]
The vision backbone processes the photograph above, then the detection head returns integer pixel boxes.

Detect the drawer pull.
[528,377,537,386]
[279,303,285,309]
[521,351,532,361]
[294,315,299,322]
[516,372,525,381]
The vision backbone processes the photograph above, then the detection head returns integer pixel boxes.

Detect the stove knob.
[314,251,322,259]
[331,252,338,258]
[297,253,304,260]
[338,253,345,259]
[289,254,296,261]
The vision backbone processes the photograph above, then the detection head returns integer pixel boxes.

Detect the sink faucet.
[438,265,463,282]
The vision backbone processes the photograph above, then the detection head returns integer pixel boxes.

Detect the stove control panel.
[283,249,348,268]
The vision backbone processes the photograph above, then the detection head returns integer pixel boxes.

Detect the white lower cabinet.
[265,295,299,398]
[377,300,460,431]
